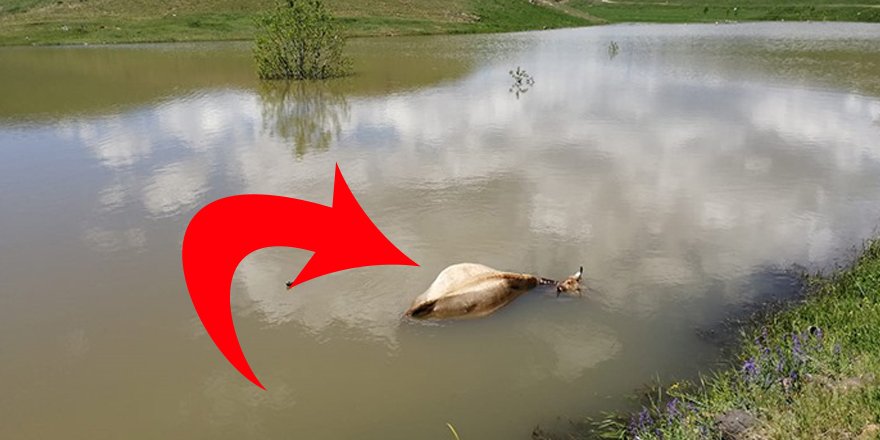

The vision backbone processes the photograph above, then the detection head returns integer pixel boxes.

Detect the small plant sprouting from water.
[253,0,351,80]
[446,422,462,440]
[608,40,620,59]
[509,66,535,99]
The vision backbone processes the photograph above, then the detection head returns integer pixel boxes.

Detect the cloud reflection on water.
[3,24,880,440]
[57,24,880,377]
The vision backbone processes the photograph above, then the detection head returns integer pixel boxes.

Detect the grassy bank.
[589,240,880,440]
[2,0,880,46]
[0,0,593,46]
[570,0,880,25]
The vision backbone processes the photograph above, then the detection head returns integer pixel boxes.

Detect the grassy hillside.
[570,0,880,24]
[0,0,594,46]
[3,0,878,46]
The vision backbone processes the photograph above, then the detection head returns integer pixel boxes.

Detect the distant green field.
[0,0,878,46]
[570,0,880,24]
[0,0,593,46]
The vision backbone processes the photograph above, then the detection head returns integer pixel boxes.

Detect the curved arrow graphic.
[182,164,418,389]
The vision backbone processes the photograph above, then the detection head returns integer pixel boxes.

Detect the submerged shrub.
[253,0,350,80]
[508,66,535,99]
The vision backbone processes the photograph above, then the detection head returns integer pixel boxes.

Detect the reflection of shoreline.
[0,45,256,122]
[0,36,482,124]
[258,81,350,156]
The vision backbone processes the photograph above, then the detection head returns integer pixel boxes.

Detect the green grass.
[467,0,596,32]
[0,13,259,46]
[6,0,878,47]
[0,0,595,46]
[571,0,880,24]
[590,240,880,439]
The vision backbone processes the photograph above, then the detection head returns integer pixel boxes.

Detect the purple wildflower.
[754,328,766,347]
[742,357,758,379]
[834,343,841,355]
[627,414,639,436]
[629,407,653,436]
[666,398,680,419]
[792,333,803,359]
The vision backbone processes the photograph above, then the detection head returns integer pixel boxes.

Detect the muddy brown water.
[1,22,880,440]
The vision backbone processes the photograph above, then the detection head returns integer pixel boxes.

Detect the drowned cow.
[405,263,583,320]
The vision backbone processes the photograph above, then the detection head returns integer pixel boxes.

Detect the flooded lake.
[2,22,880,440]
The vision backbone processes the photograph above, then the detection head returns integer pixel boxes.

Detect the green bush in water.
[253,0,350,80]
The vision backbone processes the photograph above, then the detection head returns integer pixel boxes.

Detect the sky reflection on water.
[1,22,880,440]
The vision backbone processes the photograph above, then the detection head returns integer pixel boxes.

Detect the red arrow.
[182,164,418,389]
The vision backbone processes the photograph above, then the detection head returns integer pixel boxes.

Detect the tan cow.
[405,264,582,320]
